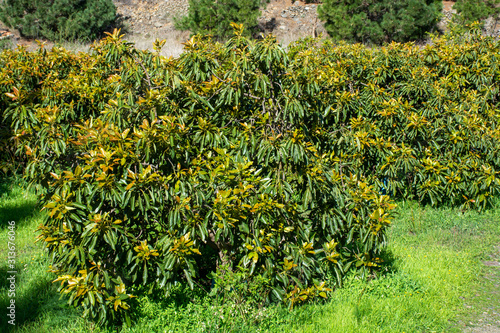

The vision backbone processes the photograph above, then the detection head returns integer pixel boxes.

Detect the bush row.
[1,25,499,324]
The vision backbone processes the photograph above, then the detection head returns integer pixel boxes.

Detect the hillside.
[0,1,496,59]
[1,0,329,56]
[113,0,328,56]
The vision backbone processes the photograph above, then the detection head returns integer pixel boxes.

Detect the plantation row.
[0,25,499,324]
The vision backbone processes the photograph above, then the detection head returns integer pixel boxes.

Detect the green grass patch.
[0,177,88,332]
[1,178,499,332]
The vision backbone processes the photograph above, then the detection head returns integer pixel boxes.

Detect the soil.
[443,1,455,11]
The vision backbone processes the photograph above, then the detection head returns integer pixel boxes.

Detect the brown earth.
[443,1,455,11]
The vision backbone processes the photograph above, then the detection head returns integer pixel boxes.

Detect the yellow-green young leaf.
[114,299,121,312]
[5,92,17,100]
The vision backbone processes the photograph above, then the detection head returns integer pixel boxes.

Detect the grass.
[0,176,499,332]
[291,201,500,333]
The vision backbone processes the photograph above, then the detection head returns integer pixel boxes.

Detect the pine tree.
[0,0,116,42]
[453,0,500,26]
[175,0,264,41]
[317,0,442,44]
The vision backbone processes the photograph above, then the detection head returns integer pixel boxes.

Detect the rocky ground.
[114,0,327,40]
[113,0,328,56]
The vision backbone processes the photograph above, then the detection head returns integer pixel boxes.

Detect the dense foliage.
[1,25,500,324]
[453,0,500,27]
[0,27,395,324]
[175,0,264,40]
[317,0,443,44]
[0,0,116,41]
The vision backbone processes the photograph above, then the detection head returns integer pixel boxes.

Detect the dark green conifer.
[453,0,500,26]
[0,0,116,42]
[175,0,264,41]
[317,0,442,44]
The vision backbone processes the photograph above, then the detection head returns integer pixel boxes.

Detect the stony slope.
[1,1,496,57]
[114,0,327,51]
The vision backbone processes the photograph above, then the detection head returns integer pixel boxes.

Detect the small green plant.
[0,38,12,51]
[210,264,271,314]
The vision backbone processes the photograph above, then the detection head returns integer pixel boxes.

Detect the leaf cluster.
[452,0,500,28]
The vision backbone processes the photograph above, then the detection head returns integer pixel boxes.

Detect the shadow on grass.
[0,265,56,332]
[377,248,398,276]
[0,178,38,229]
[0,179,15,198]
[0,201,38,229]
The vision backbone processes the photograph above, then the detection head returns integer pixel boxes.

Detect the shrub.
[0,28,395,324]
[0,0,116,42]
[0,38,12,51]
[2,25,500,325]
[317,0,443,44]
[175,0,264,40]
[453,0,500,27]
